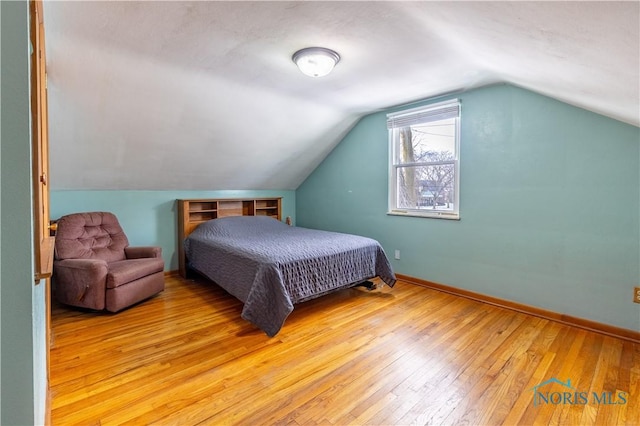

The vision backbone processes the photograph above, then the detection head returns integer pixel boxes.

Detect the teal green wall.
[296,84,640,332]
[51,190,296,272]
[1,1,44,424]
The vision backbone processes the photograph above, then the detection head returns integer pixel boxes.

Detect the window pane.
[398,117,456,165]
[396,164,456,211]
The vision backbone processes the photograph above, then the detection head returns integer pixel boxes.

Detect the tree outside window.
[388,101,460,219]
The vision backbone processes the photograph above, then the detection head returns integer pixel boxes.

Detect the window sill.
[387,210,460,220]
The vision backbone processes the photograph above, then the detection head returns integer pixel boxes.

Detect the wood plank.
[398,273,640,344]
[50,276,640,425]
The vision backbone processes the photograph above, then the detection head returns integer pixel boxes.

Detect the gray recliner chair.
[53,212,165,312]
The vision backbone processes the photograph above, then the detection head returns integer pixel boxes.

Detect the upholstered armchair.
[53,212,165,312]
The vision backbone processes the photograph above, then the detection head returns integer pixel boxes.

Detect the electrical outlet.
[394,250,400,260]
[634,287,640,304]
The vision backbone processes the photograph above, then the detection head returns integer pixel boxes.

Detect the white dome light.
[292,47,340,78]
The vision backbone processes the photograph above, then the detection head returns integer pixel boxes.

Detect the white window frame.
[387,99,461,220]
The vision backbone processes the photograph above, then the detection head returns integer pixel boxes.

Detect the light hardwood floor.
[50,275,639,425]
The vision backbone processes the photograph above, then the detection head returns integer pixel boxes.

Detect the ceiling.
[43,1,640,191]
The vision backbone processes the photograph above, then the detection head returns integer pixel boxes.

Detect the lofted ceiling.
[43,1,640,191]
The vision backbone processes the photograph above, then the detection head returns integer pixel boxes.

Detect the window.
[387,99,460,219]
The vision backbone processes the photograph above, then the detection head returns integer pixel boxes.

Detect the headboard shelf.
[177,197,282,277]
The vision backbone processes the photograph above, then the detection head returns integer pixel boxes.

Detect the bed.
[183,215,396,336]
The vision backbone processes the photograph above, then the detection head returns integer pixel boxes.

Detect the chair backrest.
[54,212,129,262]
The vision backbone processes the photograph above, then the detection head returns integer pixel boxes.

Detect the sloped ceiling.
[44,1,639,190]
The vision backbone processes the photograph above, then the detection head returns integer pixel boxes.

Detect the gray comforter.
[183,216,396,336]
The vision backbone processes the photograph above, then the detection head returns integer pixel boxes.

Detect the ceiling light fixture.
[292,47,340,78]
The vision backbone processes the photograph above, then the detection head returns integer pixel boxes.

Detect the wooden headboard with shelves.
[177,197,282,277]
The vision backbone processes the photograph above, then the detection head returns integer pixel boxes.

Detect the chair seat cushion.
[107,258,164,289]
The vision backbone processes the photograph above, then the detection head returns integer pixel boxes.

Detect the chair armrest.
[53,259,108,306]
[125,246,162,259]
[55,258,108,274]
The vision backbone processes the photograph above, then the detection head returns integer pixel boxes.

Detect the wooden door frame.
[30,0,54,421]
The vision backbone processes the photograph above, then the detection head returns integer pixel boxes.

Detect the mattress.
[183,216,396,336]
